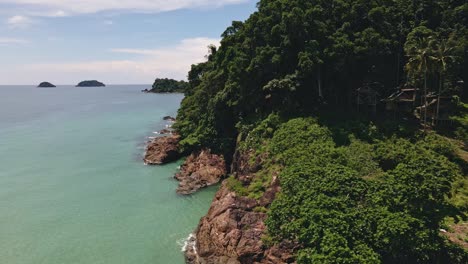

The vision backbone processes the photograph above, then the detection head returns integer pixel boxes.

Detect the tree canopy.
[173,0,468,262]
[175,0,467,154]
[150,78,188,93]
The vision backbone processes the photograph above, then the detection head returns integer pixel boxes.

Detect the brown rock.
[176,149,226,195]
[188,183,268,264]
[144,135,180,165]
[184,148,294,264]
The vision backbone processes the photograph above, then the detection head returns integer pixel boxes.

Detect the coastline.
[143,121,288,263]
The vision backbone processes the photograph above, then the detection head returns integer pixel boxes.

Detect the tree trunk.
[436,72,442,125]
[423,70,428,131]
[318,66,323,98]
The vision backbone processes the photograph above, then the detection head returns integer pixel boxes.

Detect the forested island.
[144,78,188,93]
[37,82,56,88]
[76,80,105,87]
[146,0,467,263]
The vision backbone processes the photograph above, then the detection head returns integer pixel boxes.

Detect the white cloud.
[48,10,67,17]
[0,37,28,44]
[1,0,250,15]
[6,15,35,28]
[3,37,219,84]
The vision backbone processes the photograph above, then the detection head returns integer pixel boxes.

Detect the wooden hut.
[383,88,420,113]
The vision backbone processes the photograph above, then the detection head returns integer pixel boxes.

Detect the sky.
[0,0,257,85]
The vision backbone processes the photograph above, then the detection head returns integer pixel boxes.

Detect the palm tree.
[405,36,436,129]
[430,36,459,124]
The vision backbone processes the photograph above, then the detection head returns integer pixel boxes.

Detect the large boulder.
[144,135,181,165]
[175,150,226,195]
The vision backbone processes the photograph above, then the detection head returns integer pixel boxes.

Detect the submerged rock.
[38,82,56,88]
[175,149,226,195]
[144,135,181,165]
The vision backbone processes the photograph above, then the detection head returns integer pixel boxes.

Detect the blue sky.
[0,0,257,84]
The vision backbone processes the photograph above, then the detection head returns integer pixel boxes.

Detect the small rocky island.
[37,82,56,88]
[76,80,105,87]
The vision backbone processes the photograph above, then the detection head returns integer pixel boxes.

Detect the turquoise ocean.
[0,85,216,264]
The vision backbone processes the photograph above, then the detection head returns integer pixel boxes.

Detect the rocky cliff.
[185,148,295,264]
[143,122,295,263]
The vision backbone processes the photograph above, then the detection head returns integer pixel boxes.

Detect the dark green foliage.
[150,78,188,93]
[175,0,467,155]
[37,82,56,88]
[171,0,468,262]
[238,113,282,152]
[450,98,468,143]
[269,118,338,166]
[340,138,382,178]
[265,119,466,263]
[76,80,105,87]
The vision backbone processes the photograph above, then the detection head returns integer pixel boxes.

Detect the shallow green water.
[0,85,216,264]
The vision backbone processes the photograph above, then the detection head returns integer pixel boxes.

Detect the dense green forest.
[174,0,467,263]
[149,78,188,93]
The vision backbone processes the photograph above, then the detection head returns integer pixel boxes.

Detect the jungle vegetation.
[150,78,188,93]
[174,0,467,263]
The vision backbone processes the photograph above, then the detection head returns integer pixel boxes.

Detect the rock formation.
[144,135,181,165]
[184,149,295,264]
[175,150,226,195]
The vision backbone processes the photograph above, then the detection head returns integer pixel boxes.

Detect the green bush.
[226,176,248,196]
[269,118,338,166]
[265,120,466,263]
[340,137,382,178]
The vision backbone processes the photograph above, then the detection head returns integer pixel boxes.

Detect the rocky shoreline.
[144,117,292,263]
[184,148,294,264]
[144,116,226,195]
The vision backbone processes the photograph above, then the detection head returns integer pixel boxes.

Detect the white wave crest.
[178,233,197,253]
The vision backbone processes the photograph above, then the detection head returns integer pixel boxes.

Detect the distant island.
[76,80,105,87]
[38,82,56,88]
[143,78,188,93]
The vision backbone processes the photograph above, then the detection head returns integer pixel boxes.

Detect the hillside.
[170,0,467,263]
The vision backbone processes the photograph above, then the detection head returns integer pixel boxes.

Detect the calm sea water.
[0,85,216,264]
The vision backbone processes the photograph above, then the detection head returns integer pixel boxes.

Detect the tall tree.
[430,35,460,123]
[405,28,437,129]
